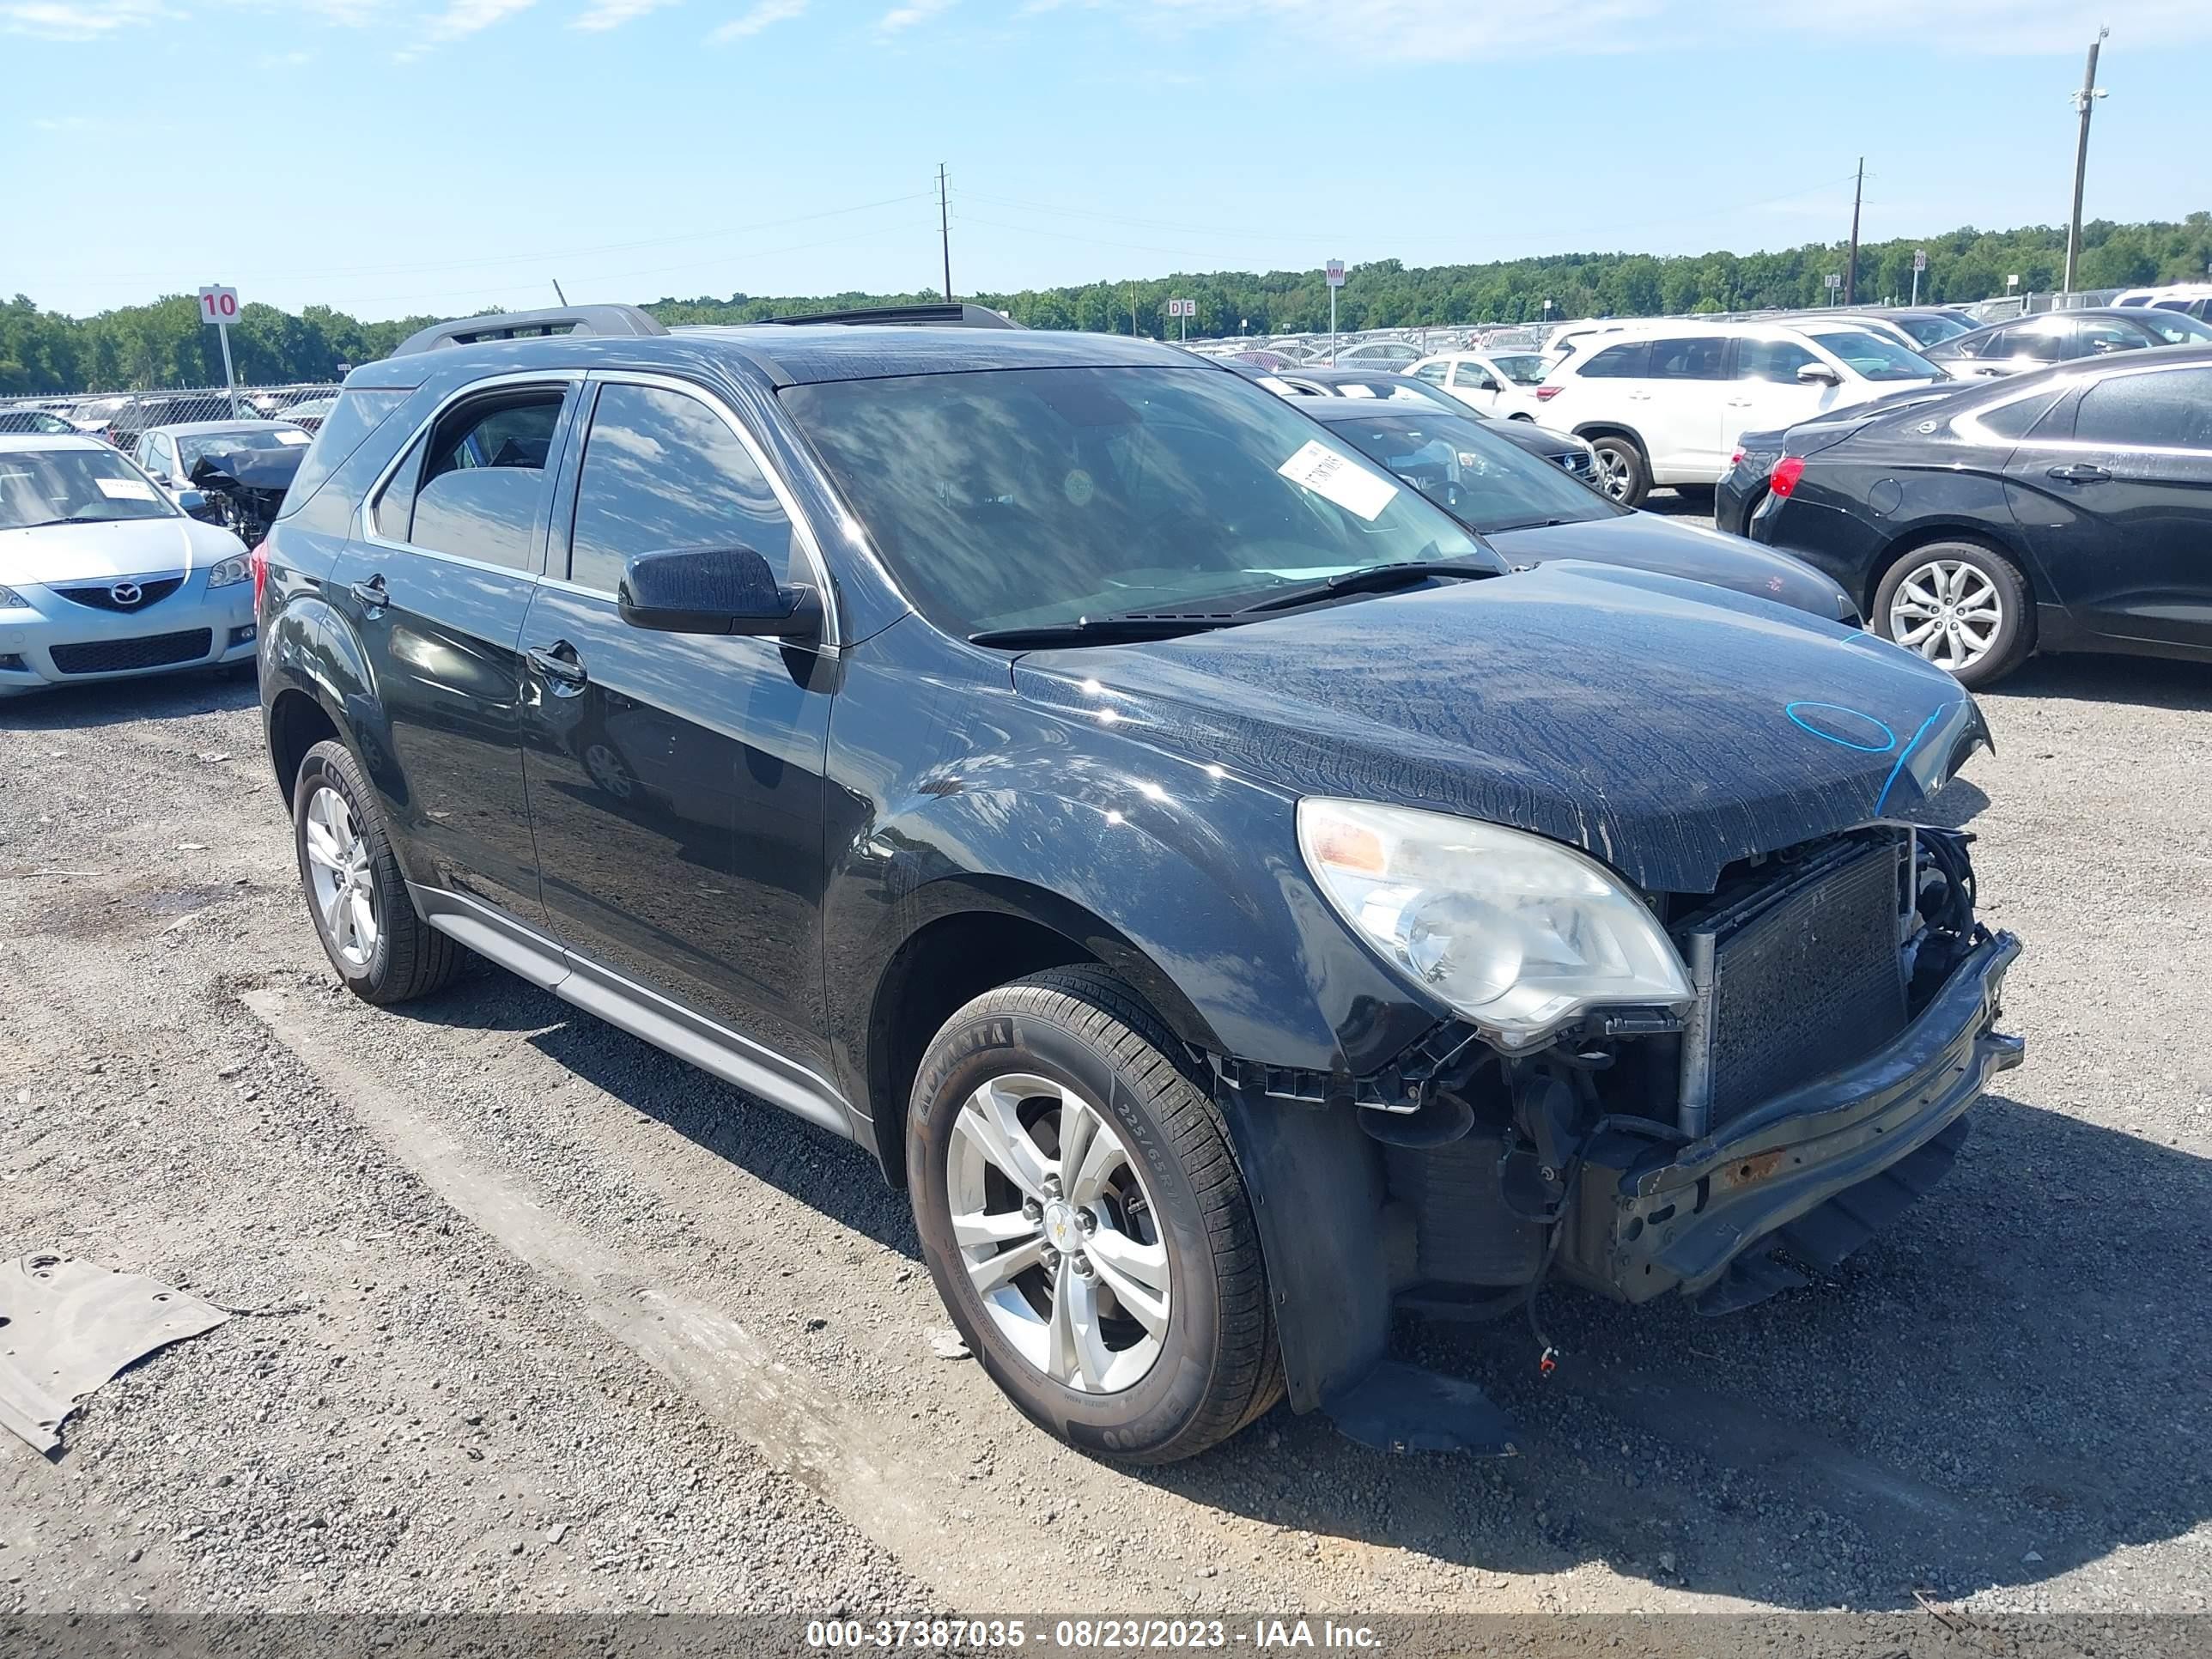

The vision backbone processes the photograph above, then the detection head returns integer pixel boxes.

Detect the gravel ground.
[2,589,2209,1636]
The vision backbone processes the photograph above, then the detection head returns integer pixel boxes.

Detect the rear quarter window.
[276,389,410,520]
[1577,341,1650,379]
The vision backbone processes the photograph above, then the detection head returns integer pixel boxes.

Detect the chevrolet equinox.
[256,304,2024,1462]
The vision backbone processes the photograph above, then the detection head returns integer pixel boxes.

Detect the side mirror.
[1796,362,1844,386]
[618,546,822,640]
[175,489,211,516]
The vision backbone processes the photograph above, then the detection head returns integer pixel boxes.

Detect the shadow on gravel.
[1981,652,2212,714]
[382,964,921,1258]
[0,668,257,729]
[1141,1094,2210,1610]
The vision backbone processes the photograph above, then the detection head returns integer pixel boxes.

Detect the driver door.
[518,374,836,1076]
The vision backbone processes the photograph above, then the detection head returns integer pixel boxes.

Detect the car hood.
[0,514,244,583]
[1486,512,1854,622]
[1011,562,1987,894]
[1485,419,1579,460]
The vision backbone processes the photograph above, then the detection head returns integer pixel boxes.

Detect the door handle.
[528,641,589,694]
[2045,463,2112,483]
[349,574,387,608]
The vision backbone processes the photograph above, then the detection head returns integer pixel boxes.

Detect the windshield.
[2134,309,2212,345]
[1316,409,1621,534]
[1490,354,1548,386]
[1808,329,1942,382]
[1895,313,1973,348]
[782,365,1492,637]
[0,447,176,529]
[177,426,312,472]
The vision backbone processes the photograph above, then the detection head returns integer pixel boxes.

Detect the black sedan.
[1221,359,1605,486]
[1923,306,2212,380]
[1717,383,1973,538]
[1746,343,2212,686]
[1300,398,1859,623]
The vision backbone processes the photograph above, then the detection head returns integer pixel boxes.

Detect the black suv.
[257,305,2024,1462]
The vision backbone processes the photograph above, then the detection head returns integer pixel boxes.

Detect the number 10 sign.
[197,286,245,416]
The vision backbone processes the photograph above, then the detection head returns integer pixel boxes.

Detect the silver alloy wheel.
[945,1072,1170,1394]
[302,784,380,968]
[1592,444,1635,501]
[1888,558,2003,672]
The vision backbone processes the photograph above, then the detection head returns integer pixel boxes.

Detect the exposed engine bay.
[1208,823,2023,1451]
[186,445,305,549]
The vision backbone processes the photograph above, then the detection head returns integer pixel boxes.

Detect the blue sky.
[11,0,2210,321]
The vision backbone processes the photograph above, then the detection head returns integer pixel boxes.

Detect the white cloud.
[708,0,802,40]
[876,0,949,35]
[2,0,167,39]
[573,0,671,27]
[1035,0,2209,60]
[422,0,531,40]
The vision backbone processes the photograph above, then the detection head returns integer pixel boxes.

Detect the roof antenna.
[551,278,569,305]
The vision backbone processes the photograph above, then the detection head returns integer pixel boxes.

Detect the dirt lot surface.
[3,618,2209,1635]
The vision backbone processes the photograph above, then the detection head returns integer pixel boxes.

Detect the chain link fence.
[0,381,344,446]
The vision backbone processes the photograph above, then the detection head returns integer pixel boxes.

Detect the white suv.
[1531,320,1943,505]
[1405,349,1551,419]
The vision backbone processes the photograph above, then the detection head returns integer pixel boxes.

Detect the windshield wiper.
[968,611,1246,649]
[1232,559,1500,616]
[17,514,118,529]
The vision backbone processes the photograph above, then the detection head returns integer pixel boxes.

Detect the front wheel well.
[267,688,341,809]
[1864,526,2038,619]
[1571,423,1647,454]
[867,911,1101,1186]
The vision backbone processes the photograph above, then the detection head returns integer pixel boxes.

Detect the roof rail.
[751,302,1025,331]
[391,304,670,356]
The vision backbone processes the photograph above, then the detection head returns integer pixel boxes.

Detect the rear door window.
[1577,341,1650,379]
[2072,367,2212,449]
[1450,362,1497,390]
[566,382,796,593]
[377,386,568,571]
[1645,337,1729,380]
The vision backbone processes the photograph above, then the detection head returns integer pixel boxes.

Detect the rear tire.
[1871,540,2033,689]
[908,965,1281,1463]
[1589,434,1650,507]
[292,738,461,1004]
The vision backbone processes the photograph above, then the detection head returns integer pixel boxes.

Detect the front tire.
[1872,540,2033,688]
[292,738,461,1004]
[1589,434,1650,506]
[908,966,1281,1463]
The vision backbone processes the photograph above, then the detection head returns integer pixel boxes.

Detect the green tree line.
[7,213,2208,396]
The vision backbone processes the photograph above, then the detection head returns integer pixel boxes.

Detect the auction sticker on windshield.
[94,477,159,501]
[1277,439,1397,521]
[276,430,312,444]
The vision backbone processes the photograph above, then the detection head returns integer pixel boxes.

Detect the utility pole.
[2063,28,2110,298]
[937,163,953,301]
[1844,156,1864,306]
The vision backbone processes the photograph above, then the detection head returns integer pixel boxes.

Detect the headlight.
[206,555,252,589]
[0,584,24,609]
[1297,799,1691,1049]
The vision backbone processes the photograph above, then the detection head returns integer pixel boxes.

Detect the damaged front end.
[1211,823,2022,1452]
[186,447,304,548]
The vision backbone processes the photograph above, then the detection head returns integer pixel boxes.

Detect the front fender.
[820,621,1442,1117]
